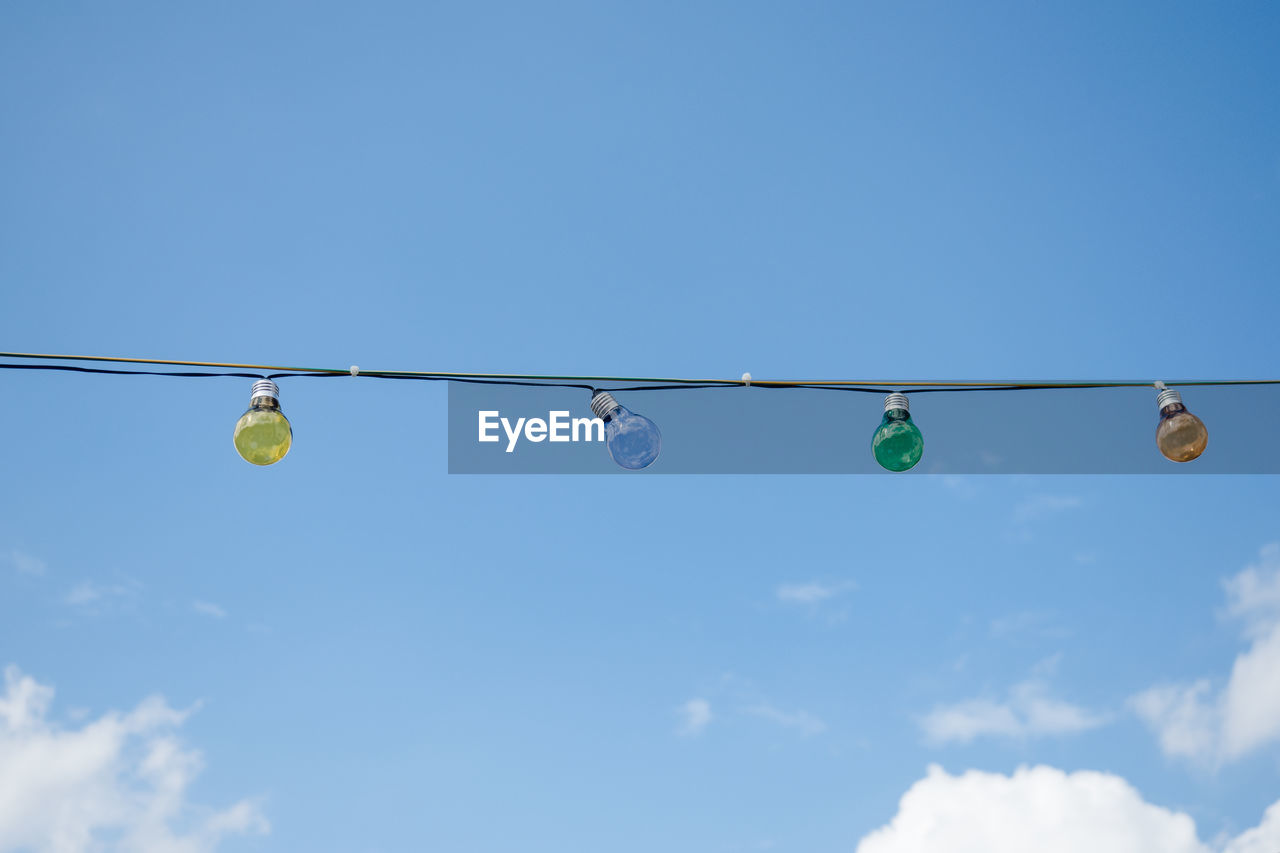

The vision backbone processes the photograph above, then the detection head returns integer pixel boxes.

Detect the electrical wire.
[1,352,1278,393]
[0,363,267,380]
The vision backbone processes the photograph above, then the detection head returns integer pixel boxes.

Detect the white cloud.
[1222,543,1280,639]
[920,675,1106,744]
[920,699,1020,743]
[0,664,268,852]
[9,550,45,576]
[776,580,854,605]
[1218,621,1280,759]
[1129,681,1216,761]
[677,699,712,736]
[64,580,137,607]
[1131,544,1280,765]
[745,704,826,736]
[192,601,227,619]
[1012,494,1082,523]
[1224,798,1280,853]
[854,763,1280,853]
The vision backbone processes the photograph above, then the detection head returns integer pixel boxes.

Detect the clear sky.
[2,3,1279,852]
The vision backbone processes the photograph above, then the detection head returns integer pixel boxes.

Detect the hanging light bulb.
[1154,384,1207,462]
[872,392,923,472]
[590,390,661,470]
[233,379,292,465]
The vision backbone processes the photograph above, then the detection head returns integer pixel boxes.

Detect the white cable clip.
[1154,380,1166,390]
[741,372,752,386]
[350,365,360,376]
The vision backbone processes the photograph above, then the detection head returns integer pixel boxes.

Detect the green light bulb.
[233,380,292,466]
[871,393,923,472]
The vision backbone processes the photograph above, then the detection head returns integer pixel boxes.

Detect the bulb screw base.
[1156,388,1183,410]
[590,390,620,420]
[884,392,910,413]
[250,379,281,404]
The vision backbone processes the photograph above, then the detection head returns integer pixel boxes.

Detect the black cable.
[907,383,1125,394]
[348,373,600,392]
[0,363,266,380]
[3,362,1279,398]
[267,372,351,380]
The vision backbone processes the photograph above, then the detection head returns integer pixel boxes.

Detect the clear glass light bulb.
[1155,387,1207,463]
[590,390,661,470]
[233,379,292,466]
[872,393,923,472]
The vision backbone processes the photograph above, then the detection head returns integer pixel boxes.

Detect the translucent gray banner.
[447,381,1280,474]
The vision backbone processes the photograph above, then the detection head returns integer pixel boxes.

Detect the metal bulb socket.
[1156,388,1183,411]
[590,390,621,420]
[884,392,910,413]
[250,379,281,408]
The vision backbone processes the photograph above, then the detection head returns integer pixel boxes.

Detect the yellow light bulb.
[1154,386,1207,463]
[233,380,292,465]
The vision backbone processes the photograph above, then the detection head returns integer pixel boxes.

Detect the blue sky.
[2,3,1279,851]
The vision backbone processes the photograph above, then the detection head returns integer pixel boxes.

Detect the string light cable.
[2,352,1277,469]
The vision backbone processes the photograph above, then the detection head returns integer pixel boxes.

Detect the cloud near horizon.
[1130,543,1280,766]
[855,764,1280,853]
[0,664,268,852]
